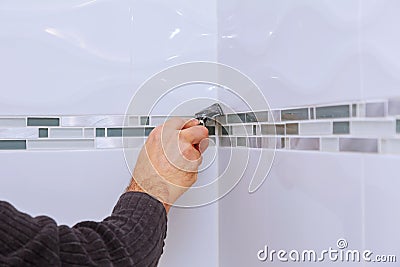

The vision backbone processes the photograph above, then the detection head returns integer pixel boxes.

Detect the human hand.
[126,118,209,212]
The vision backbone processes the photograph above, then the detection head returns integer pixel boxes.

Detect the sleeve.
[0,192,167,267]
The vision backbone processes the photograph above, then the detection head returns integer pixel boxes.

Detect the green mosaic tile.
[39,128,48,138]
[333,122,350,134]
[316,105,350,119]
[27,118,59,127]
[0,140,26,150]
[281,108,309,121]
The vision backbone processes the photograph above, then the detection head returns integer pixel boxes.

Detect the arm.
[0,117,208,266]
[0,192,166,267]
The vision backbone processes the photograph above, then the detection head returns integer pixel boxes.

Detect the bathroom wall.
[217,0,400,266]
[2,1,399,266]
[0,1,218,266]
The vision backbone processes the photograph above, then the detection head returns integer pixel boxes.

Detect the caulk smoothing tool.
[194,103,224,127]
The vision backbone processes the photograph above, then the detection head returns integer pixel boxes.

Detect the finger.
[182,118,200,129]
[164,117,199,130]
[199,138,209,153]
[180,125,208,144]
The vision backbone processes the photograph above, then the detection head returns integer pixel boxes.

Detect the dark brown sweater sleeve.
[0,192,167,267]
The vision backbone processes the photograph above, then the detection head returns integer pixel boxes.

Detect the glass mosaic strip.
[1,98,400,153]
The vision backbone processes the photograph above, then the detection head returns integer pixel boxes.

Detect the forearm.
[0,192,167,266]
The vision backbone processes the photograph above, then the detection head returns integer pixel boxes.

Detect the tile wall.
[217,1,400,266]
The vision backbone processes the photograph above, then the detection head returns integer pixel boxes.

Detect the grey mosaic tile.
[261,137,285,149]
[0,140,26,150]
[128,116,139,126]
[269,110,281,122]
[39,128,48,138]
[252,111,269,122]
[320,138,339,152]
[352,104,357,117]
[388,98,400,116]
[219,136,234,147]
[290,138,320,151]
[309,108,315,120]
[381,139,400,154]
[120,128,148,137]
[351,121,394,136]
[261,124,285,135]
[316,105,350,119]
[286,123,299,135]
[245,112,257,123]
[144,127,154,137]
[95,137,146,149]
[227,113,246,124]
[237,137,247,147]
[0,128,37,139]
[366,102,385,117]
[50,128,83,138]
[62,116,125,127]
[333,122,350,134]
[28,139,94,150]
[0,118,26,127]
[27,118,59,127]
[339,138,378,153]
[140,116,149,126]
[397,120,400,134]
[221,125,230,135]
[299,122,331,136]
[206,126,215,136]
[231,125,252,136]
[107,128,122,137]
[281,108,309,121]
[84,128,95,138]
[215,115,227,125]
[248,137,261,148]
[96,128,106,137]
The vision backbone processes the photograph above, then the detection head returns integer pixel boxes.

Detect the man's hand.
[126,118,209,212]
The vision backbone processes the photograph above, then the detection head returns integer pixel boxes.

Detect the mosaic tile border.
[0,98,400,154]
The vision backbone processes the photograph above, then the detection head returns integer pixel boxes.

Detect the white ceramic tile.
[218,150,363,266]
[218,0,362,110]
[363,155,400,259]
[0,149,131,226]
[360,0,400,100]
[289,138,320,151]
[0,0,135,115]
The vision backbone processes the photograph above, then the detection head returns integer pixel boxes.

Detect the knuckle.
[148,126,162,141]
